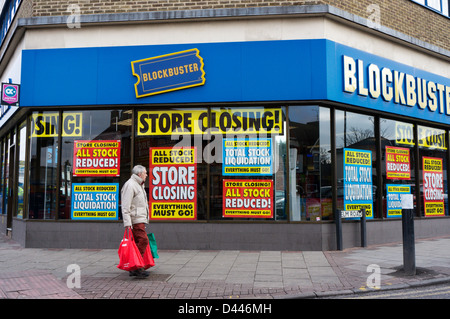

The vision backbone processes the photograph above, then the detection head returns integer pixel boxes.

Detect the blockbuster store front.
[2,38,450,250]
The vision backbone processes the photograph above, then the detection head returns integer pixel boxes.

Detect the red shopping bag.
[117,229,144,271]
[142,243,155,269]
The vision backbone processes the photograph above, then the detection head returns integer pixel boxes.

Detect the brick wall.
[26,0,450,52]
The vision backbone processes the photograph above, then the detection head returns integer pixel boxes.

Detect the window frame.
[411,0,450,18]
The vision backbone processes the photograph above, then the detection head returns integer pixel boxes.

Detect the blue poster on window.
[71,183,119,220]
[222,138,273,176]
[343,148,373,219]
[386,184,411,218]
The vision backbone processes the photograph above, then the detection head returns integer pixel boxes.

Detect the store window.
[210,106,286,221]
[27,110,131,220]
[59,109,132,220]
[135,107,286,222]
[28,111,58,219]
[289,106,331,221]
[418,125,448,217]
[135,108,208,221]
[15,121,26,218]
[0,138,4,215]
[380,119,416,218]
[336,111,377,219]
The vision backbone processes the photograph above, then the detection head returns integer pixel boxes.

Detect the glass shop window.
[289,106,331,221]
[0,138,5,215]
[15,121,26,218]
[28,112,59,219]
[380,119,416,218]
[418,125,448,217]
[209,106,287,221]
[134,108,208,221]
[135,107,287,222]
[59,110,132,220]
[336,111,377,219]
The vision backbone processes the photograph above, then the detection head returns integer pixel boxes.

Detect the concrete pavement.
[1,233,450,299]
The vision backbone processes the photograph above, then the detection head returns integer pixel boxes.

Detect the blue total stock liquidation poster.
[386,184,411,218]
[343,148,373,219]
[222,138,273,176]
[71,183,119,220]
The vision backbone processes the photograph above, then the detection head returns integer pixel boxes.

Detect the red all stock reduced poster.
[73,140,121,177]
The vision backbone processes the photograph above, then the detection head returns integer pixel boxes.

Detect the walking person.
[121,165,150,278]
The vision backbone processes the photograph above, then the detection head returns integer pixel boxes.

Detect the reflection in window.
[289,106,331,221]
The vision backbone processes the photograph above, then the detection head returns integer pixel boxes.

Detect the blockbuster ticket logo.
[131,49,205,98]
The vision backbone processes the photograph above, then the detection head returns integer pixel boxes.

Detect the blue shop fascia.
[3,38,449,250]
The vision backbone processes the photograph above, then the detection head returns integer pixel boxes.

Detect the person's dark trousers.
[131,223,149,257]
[130,223,150,278]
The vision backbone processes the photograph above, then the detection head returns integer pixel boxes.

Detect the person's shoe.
[135,268,150,278]
[129,270,138,276]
